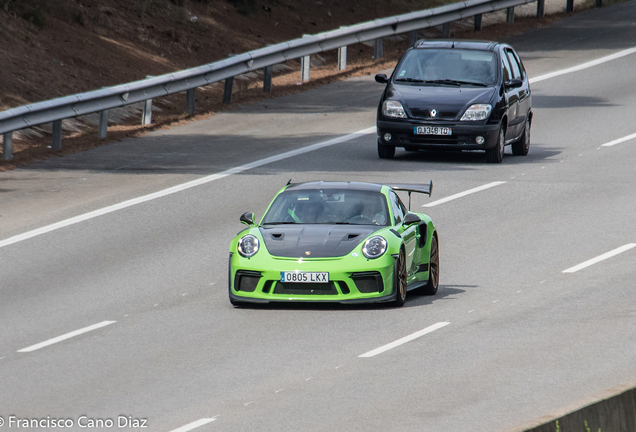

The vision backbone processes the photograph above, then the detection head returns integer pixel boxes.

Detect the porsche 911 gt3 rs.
[229,181,439,307]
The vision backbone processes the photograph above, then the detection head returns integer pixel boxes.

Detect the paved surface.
[1,2,636,431]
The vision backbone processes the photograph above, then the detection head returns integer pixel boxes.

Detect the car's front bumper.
[229,252,398,304]
[377,119,500,151]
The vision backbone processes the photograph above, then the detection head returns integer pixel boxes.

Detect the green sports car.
[228,181,439,306]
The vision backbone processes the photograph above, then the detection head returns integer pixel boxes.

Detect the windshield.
[394,48,497,86]
[262,189,390,226]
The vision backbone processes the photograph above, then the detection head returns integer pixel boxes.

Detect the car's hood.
[259,225,381,258]
[390,84,496,120]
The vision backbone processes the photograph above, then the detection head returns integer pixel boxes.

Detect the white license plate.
[414,126,452,135]
[280,272,329,283]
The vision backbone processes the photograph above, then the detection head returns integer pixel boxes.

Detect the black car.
[375,40,532,163]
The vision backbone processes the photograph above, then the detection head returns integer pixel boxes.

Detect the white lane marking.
[563,244,636,273]
[17,320,116,353]
[422,182,506,207]
[601,132,636,147]
[0,127,375,250]
[530,47,636,84]
[169,418,216,432]
[358,322,450,358]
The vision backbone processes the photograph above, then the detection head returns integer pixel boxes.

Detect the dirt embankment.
[0,0,585,170]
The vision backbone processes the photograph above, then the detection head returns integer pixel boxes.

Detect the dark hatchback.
[375,40,532,163]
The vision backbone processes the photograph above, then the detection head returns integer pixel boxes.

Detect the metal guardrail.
[0,0,577,160]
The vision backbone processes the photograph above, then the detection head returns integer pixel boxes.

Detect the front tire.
[393,249,407,307]
[486,126,505,163]
[511,116,531,156]
[378,141,396,159]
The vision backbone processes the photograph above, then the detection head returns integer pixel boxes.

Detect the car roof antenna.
[286,178,292,185]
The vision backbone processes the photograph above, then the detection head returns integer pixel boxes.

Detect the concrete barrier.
[513,378,636,432]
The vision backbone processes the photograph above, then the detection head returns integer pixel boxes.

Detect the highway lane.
[2,2,636,431]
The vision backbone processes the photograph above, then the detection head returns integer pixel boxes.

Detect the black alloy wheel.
[378,141,396,159]
[486,126,505,163]
[394,249,407,307]
[512,116,531,156]
[420,235,439,295]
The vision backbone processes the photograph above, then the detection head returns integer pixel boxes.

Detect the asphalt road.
[2,3,636,431]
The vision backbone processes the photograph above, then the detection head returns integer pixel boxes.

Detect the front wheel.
[512,116,531,156]
[486,126,505,163]
[393,249,407,307]
[378,141,396,159]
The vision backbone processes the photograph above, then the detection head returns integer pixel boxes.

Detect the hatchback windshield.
[262,189,390,226]
[394,48,497,86]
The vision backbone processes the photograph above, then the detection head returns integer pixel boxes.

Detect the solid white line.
[169,419,216,432]
[0,127,376,250]
[358,322,450,358]
[17,320,116,353]
[601,132,636,147]
[563,244,636,273]
[422,181,506,207]
[530,47,636,84]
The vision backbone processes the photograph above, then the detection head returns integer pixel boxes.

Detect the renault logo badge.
[430,109,438,118]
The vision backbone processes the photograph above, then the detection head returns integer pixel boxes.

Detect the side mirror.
[240,212,255,227]
[505,78,523,89]
[375,74,389,84]
[403,213,421,225]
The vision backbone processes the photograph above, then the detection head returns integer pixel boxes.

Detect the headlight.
[238,234,259,257]
[460,104,492,121]
[362,236,387,259]
[382,100,407,118]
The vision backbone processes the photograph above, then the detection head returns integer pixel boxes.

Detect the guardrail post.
[263,66,273,92]
[442,23,451,38]
[301,55,310,82]
[506,7,515,23]
[98,110,109,139]
[337,47,347,71]
[52,120,62,151]
[567,0,574,12]
[142,100,153,125]
[374,38,383,59]
[408,30,418,47]
[223,77,234,104]
[474,14,483,31]
[186,88,195,114]
[2,132,13,161]
[537,0,545,17]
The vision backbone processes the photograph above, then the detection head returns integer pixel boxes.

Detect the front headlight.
[382,100,407,118]
[460,104,492,121]
[238,234,259,257]
[362,236,387,259]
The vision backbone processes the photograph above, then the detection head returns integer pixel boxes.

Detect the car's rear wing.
[388,181,433,210]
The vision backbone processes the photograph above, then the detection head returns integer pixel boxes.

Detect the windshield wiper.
[262,221,297,225]
[395,78,425,83]
[425,79,487,87]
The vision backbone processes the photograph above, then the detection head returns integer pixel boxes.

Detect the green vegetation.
[554,420,602,432]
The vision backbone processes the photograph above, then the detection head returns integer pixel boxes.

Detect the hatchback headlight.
[362,236,387,259]
[460,104,492,121]
[238,234,259,257]
[382,101,407,118]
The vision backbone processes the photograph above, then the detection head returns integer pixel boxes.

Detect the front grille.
[351,272,384,293]
[273,282,338,295]
[410,108,458,120]
[234,271,261,292]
